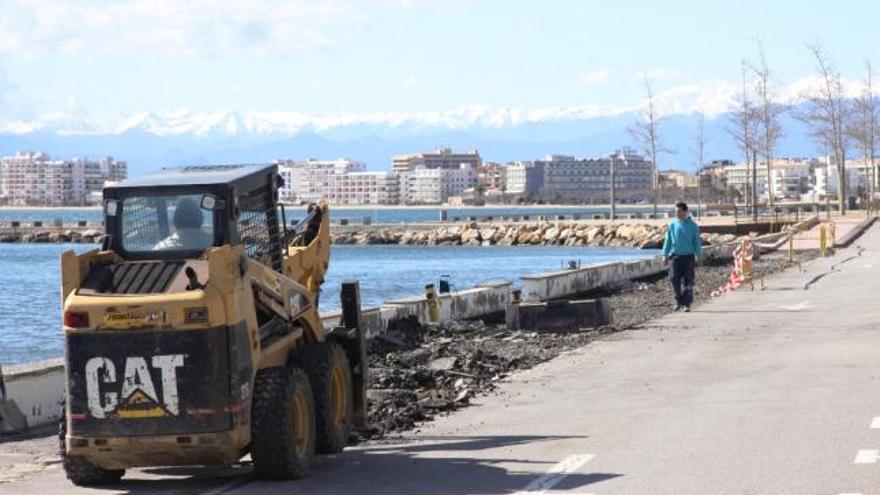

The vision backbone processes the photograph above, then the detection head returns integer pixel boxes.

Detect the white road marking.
[199,477,251,495]
[513,454,596,495]
[871,417,880,429]
[780,300,810,311]
[854,450,880,464]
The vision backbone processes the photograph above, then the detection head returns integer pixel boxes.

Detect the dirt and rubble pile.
[362,254,792,439]
[364,317,593,437]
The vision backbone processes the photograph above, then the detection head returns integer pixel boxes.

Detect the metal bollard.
[506,289,521,330]
[819,225,826,257]
[425,284,440,323]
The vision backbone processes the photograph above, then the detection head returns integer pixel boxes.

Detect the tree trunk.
[838,152,847,215]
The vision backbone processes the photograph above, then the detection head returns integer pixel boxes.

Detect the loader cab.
[103,164,285,271]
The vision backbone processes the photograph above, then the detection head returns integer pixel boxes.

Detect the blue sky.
[0,0,878,123]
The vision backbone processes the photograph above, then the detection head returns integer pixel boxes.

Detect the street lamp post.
[752,149,759,222]
[610,155,616,220]
[696,166,702,220]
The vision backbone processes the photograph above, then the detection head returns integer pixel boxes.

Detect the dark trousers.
[669,254,696,307]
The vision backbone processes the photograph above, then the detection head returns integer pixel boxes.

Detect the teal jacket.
[661,217,702,258]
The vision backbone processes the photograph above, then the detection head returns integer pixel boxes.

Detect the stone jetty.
[0,228,103,244]
[0,221,739,249]
[332,221,738,249]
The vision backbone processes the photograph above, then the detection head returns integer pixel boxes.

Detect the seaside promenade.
[2,222,880,494]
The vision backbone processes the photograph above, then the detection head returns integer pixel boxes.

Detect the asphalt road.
[3,226,880,494]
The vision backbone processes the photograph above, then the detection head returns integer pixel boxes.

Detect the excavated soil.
[362,254,792,439]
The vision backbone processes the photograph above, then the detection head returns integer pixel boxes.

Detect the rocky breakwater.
[333,221,738,249]
[0,228,102,243]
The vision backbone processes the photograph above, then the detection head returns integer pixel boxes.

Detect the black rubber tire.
[251,366,316,480]
[303,342,354,454]
[58,409,125,486]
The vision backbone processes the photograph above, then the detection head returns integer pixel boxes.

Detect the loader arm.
[282,202,331,317]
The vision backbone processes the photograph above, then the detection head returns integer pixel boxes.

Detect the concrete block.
[3,358,64,431]
[0,399,28,434]
[518,298,611,331]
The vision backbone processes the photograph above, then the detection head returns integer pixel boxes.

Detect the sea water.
[0,243,651,364]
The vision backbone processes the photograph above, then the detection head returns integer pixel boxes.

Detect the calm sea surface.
[0,205,673,226]
[0,243,652,365]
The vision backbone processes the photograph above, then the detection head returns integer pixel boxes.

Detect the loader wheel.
[58,409,125,486]
[304,342,354,454]
[251,366,316,480]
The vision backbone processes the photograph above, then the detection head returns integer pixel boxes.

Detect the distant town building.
[536,148,654,203]
[721,158,819,201]
[660,170,699,190]
[71,156,128,205]
[477,162,506,193]
[399,164,476,204]
[332,171,400,205]
[813,158,877,200]
[505,161,545,199]
[392,148,482,173]
[0,152,127,206]
[276,158,399,205]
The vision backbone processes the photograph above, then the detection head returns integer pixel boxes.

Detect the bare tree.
[628,74,668,218]
[749,41,784,206]
[728,61,759,209]
[693,113,708,218]
[849,60,878,198]
[799,43,851,214]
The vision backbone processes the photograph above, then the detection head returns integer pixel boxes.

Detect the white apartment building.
[331,172,400,205]
[812,159,877,199]
[399,164,476,204]
[720,157,860,202]
[718,157,880,202]
[276,159,400,205]
[722,162,771,200]
[0,152,127,206]
[70,156,128,205]
[770,159,816,200]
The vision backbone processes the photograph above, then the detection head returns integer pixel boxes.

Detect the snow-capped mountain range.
[0,105,820,177]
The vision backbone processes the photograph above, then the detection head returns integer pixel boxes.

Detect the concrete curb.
[835,215,878,248]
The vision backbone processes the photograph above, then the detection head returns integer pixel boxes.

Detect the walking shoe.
[683,306,691,312]
[673,304,682,312]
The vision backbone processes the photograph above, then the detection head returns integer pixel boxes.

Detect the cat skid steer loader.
[58,164,368,485]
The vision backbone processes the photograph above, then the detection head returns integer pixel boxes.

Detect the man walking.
[662,202,702,312]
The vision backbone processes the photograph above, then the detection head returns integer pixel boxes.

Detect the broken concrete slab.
[428,357,458,371]
[517,298,612,331]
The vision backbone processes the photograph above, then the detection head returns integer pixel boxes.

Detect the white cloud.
[0,0,362,57]
[577,69,612,85]
[0,0,482,58]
